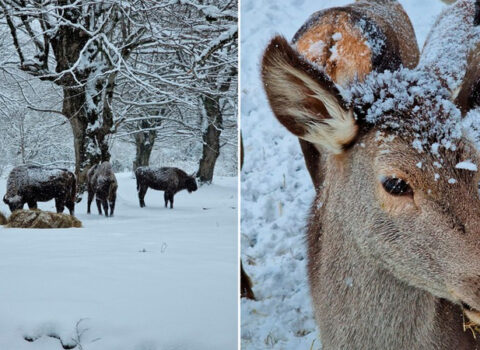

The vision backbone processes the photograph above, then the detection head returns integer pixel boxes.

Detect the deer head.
[261,0,480,344]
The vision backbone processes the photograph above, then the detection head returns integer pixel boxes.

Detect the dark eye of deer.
[381,177,412,196]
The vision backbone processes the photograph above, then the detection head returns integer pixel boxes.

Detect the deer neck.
[308,190,477,349]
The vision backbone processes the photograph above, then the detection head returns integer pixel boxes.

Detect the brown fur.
[262,0,480,348]
[6,209,82,228]
[306,134,480,349]
[455,42,480,114]
[293,1,418,86]
[298,139,324,190]
[241,262,255,300]
[87,161,118,217]
[3,165,76,215]
[292,0,419,191]
[135,166,198,209]
[295,12,373,86]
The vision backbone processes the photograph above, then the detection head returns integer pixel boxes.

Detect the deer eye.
[381,177,412,196]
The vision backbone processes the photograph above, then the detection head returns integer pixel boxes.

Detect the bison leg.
[138,186,147,208]
[87,191,94,214]
[96,199,103,215]
[66,199,75,216]
[27,200,37,210]
[102,199,109,218]
[109,198,115,217]
[109,191,116,217]
[55,198,65,213]
[165,191,174,209]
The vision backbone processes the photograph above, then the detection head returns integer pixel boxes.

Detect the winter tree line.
[0,0,238,196]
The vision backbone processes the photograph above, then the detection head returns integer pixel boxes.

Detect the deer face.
[262,34,480,319]
[338,130,480,306]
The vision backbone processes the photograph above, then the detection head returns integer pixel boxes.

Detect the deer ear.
[421,0,480,95]
[454,43,480,115]
[292,1,418,87]
[262,36,357,154]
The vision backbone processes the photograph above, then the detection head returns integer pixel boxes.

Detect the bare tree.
[119,0,238,182]
[179,0,238,183]
[0,0,238,185]
[0,0,155,193]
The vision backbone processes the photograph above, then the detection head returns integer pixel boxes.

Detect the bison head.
[3,194,23,212]
[186,176,198,193]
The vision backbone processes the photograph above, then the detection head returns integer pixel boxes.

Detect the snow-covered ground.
[0,173,237,350]
[240,1,446,349]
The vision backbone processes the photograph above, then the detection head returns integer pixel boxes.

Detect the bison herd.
[2,162,198,217]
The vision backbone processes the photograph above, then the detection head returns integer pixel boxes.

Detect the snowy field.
[0,173,237,350]
[240,0,446,349]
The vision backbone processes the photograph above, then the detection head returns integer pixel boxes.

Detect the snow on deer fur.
[349,68,463,150]
[343,0,480,155]
[259,0,480,349]
[420,0,480,91]
[240,0,453,348]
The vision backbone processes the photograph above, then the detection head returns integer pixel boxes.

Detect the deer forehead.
[350,69,462,141]
[362,132,480,190]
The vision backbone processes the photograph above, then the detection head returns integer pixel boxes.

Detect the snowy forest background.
[0,0,238,190]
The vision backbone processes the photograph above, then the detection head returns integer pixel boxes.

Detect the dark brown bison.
[87,161,118,217]
[135,166,198,209]
[3,165,76,215]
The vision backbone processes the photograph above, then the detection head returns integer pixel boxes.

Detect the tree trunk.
[3,1,125,198]
[64,86,111,198]
[197,95,222,183]
[133,128,156,171]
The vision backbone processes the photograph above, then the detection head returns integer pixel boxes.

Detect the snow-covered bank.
[240,1,446,349]
[0,173,237,350]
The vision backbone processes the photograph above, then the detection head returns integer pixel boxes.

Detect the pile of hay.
[6,209,82,229]
[0,212,7,225]
[464,308,480,339]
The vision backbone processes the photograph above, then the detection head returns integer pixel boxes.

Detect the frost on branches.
[0,0,237,190]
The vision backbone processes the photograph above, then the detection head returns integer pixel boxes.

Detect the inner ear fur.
[261,36,357,154]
